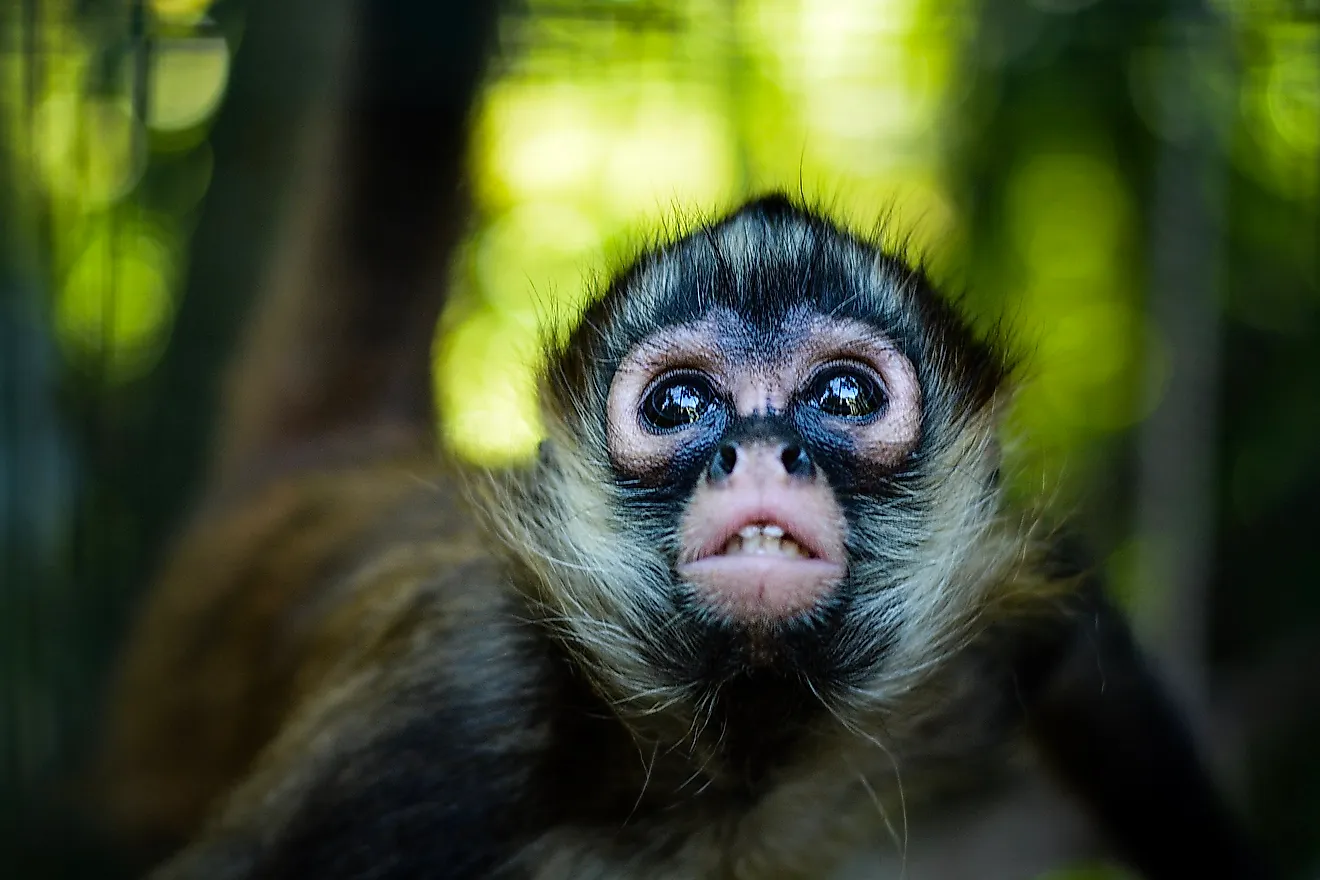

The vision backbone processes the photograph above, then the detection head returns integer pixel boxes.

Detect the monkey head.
[493,194,1018,735]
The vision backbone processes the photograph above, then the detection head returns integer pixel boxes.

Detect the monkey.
[98,4,1269,880]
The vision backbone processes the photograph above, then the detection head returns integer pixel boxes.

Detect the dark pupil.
[815,370,882,418]
[644,378,711,430]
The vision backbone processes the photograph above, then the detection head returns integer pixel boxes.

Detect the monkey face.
[605,311,922,624]
[516,195,1014,722]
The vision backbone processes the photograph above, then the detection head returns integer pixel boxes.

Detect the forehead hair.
[584,197,913,360]
[549,194,1009,426]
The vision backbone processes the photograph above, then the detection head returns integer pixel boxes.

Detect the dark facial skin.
[606,309,922,622]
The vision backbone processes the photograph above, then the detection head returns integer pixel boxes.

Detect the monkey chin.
[678,553,845,621]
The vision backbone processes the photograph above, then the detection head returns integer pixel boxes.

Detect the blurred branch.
[127,0,354,573]
[1132,5,1234,732]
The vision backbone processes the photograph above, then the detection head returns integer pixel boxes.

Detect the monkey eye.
[641,373,717,432]
[807,364,886,420]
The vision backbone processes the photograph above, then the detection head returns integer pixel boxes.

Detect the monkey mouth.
[719,523,812,559]
[677,513,847,620]
[680,499,847,567]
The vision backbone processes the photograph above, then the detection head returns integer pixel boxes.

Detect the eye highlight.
[807,364,886,420]
[641,373,717,432]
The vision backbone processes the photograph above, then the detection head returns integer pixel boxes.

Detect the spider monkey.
[100,1,1267,877]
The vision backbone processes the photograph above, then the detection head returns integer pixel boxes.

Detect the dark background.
[2,0,1317,877]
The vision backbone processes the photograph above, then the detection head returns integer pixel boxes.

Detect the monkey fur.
[100,5,1266,879]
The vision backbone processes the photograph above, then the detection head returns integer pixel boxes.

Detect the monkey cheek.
[677,558,846,622]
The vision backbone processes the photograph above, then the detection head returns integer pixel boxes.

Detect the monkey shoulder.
[149,547,559,878]
[153,555,907,880]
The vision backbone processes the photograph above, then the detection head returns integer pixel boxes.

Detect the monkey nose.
[709,444,739,481]
[780,443,815,479]
[707,442,816,483]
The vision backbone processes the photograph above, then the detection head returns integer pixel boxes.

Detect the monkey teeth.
[722,524,809,559]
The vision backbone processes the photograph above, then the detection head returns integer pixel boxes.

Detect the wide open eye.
[641,373,717,432]
[807,364,886,420]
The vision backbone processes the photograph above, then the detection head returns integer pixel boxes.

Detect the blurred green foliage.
[2,0,1318,877]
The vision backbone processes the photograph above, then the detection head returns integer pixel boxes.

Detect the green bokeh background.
[2,0,1317,877]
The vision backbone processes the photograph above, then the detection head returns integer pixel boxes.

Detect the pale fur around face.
[474,196,1036,760]
[474,401,701,722]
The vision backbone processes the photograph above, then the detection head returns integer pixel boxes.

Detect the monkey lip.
[677,507,847,619]
[678,555,845,620]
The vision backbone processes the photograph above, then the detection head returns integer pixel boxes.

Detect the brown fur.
[101,440,468,848]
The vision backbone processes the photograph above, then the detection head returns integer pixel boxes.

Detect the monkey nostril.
[709,444,739,482]
[781,444,814,479]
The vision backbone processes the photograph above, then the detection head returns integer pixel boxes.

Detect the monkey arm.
[110,0,504,861]
[1018,586,1269,879]
[214,0,499,482]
